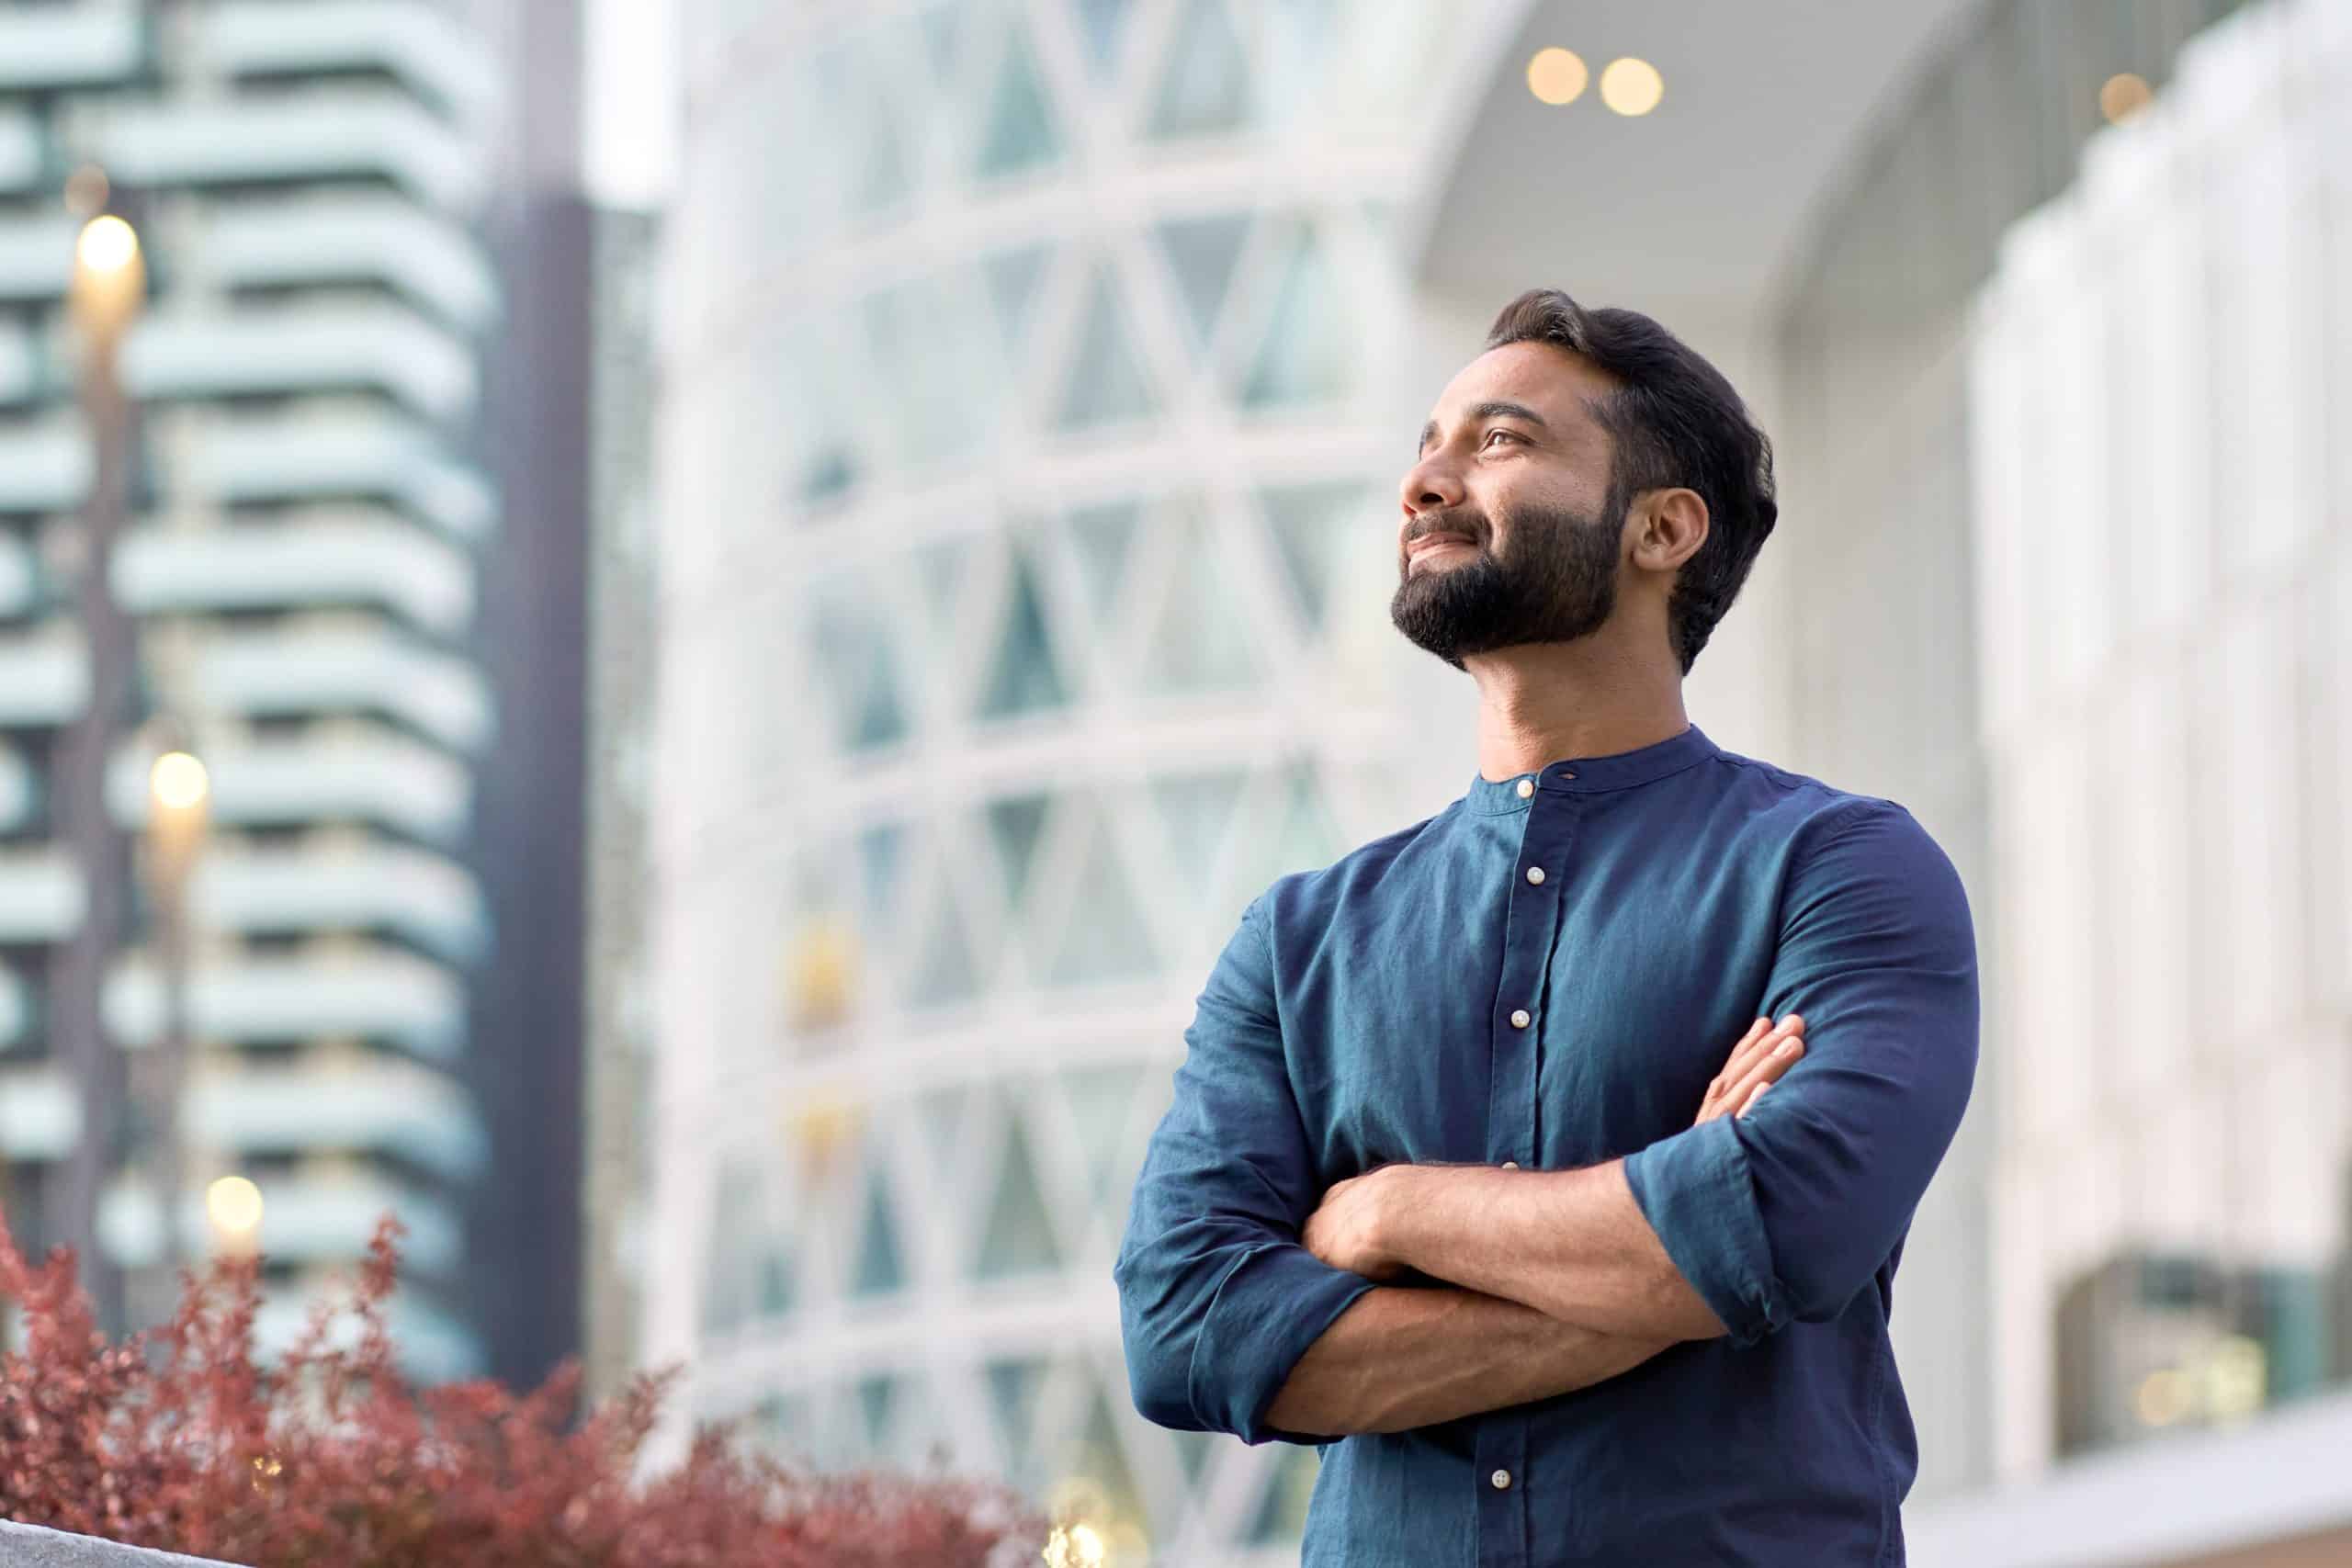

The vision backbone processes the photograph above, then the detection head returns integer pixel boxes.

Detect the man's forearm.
[1261,1284,1671,1437]
[1382,1162,1727,1341]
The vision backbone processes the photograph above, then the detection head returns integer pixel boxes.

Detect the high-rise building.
[0,1,589,1386]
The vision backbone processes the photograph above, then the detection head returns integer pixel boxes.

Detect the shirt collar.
[1465,723,1720,813]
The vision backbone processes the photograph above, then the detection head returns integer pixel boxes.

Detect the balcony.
[202,2,497,124]
[114,513,475,635]
[0,627,88,729]
[99,1168,465,1272]
[204,196,498,330]
[0,423,90,515]
[0,112,42,195]
[0,213,76,303]
[125,304,478,423]
[191,624,492,751]
[90,93,483,215]
[180,412,495,540]
[0,743,39,831]
[193,842,488,961]
[0,317,38,403]
[106,727,473,842]
[0,848,80,943]
[0,1067,75,1158]
[0,533,39,619]
[181,1058,484,1181]
[0,8,145,92]
[105,943,467,1058]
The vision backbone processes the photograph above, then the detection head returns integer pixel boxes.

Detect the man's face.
[1390,341,1629,668]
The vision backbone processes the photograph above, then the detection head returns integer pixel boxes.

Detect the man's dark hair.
[1485,288,1778,674]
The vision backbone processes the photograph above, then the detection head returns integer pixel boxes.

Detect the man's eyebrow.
[1419,400,1550,451]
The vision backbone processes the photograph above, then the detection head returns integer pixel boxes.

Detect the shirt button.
[1510,1009,1531,1029]
[1500,1160,1520,1170]
[1490,1469,1513,1490]
[1515,778,1534,799]
[1524,865,1545,886]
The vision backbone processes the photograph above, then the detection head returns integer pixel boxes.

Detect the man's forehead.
[1430,340,1615,425]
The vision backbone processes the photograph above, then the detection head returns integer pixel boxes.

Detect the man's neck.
[1464,634,1689,782]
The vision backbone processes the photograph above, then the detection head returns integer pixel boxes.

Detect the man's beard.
[1388,487,1628,670]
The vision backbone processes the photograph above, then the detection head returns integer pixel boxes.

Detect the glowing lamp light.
[1525,48,1589,107]
[1600,57,1665,117]
[207,1176,265,1239]
[151,750,209,812]
[76,215,141,275]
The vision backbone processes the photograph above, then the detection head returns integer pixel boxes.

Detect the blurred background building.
[639,0,2352,1564]
[0,0,590,1391]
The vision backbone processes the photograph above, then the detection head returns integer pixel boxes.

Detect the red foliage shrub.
[0,1216,1045,1567]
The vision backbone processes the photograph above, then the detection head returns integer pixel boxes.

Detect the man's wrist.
[1375,1163,1485,1277]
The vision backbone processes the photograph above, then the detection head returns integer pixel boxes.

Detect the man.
[1114,289,1978,1565]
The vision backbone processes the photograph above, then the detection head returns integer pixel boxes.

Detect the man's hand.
[1302,1165,1408,1281]
[1693,1013,1804,1124]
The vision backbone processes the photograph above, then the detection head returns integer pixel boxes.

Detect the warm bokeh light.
[1525,47,1589,107]
[2099,72,2154,123]
[151,750,210,812]
[1042,1523,1107,1568]
[207,1176,265,1238]
[76,214,140,275]
[1600,57,1666,117]
[2133,1367,2192,1427]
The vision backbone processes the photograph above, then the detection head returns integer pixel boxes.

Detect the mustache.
[1402,510,1491,549]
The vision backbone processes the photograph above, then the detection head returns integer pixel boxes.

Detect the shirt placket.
[1478,771,1575,1568]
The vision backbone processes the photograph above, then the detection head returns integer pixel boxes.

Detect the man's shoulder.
[1249,804,1458,931]
[1705,747,1940,854]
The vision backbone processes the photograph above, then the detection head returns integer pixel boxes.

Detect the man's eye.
[1483,430,1519,448]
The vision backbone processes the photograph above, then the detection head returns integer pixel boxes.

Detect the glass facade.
[653,2,1461,1560]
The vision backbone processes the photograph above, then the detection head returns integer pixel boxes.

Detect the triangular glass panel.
[856,1374,898,1456]
[1055,268,1159,432]
[851,628,910,750]
[1150,768,1246,903]
[1057,1379,1148,1531]
[1261,480,1371,632]
[916,1086,968,1174]
[978,547,1071,718]
[1074,0,1135,84]
[1241,225,1355,408]
[1064,501,1141,628]
[986,793,1052,912]
[1170,1427,1218,1488]
[856,823,906,933]
[1047,807,1158,985]
[983,243,1051,352]
[1155,212,1252,346]
[1149,0,1254,139]
[1139,514,1259,695]
[701,1156,762,1333]
[1272,761,1341,871]
[851,1162,907,1297]
[852,92,911,216]
[756,1247,797,1319]
[910,887,980,1008]
[976,22,1062,178]
[985,1356,1049,1486]
[1249,1445,1321,1542]
[977,1111,1063,1280]
[918,536,974,640]
[917,6,961,83]
[1059,1064,1148,1198]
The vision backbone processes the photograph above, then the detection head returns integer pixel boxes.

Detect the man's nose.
[1399,454,1463,515]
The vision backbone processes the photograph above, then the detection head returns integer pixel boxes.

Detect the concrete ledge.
[1906,1387,2352,1568]
[0,1522,246,1567]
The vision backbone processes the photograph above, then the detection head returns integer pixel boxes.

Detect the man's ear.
[1631,488,1709,576]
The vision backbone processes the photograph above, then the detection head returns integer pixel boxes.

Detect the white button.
[1515,778,1534,799]
[1500,1160,1520,1170]
[1490,1469,1512,1490]
[1525,865,1545,886]
[1510,1009,1531,1029]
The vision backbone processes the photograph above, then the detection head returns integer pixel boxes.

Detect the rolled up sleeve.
[1623,799,1979,1346]
[1114,896,1375,1444]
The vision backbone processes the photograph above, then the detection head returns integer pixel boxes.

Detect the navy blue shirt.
[1114,725,1978,1566]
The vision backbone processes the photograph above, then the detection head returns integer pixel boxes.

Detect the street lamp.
[143,741,208,1274]
[50,204,146,1330]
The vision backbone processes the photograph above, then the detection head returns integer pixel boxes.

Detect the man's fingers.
[1720,1030,1805,1110]
[1713,1014,1804,1097]
[1736,1080,1775,1118]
